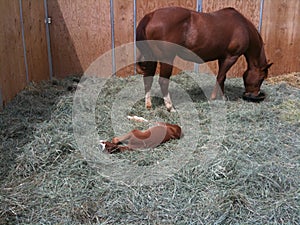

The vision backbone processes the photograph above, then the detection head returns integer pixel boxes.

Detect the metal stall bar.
[258,0,264,33]
[110,0,116,76]
[197,0,203,12]
[194,0,203,73]
[133,0,137,74]
[44,0,53,80]
[19,0,29,83]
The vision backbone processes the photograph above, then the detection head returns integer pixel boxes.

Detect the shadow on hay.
[0,77,79,183]
[168,84,245,106]
[222,84,245,101]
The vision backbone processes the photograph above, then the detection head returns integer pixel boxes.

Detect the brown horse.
[100,122,182,153]
[136,7,273,111]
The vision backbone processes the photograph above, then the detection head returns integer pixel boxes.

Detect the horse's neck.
[245,32,267,69]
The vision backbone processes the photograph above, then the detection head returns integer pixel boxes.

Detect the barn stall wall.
[0,0,299,108]
[0,0,50,108]
[261,0,300,75]
[0,0,28,108]
[47,0,111,77]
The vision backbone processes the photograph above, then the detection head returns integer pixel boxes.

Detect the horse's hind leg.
[141,61,157,109]
[211,56,239,100]
[159,63,175,112]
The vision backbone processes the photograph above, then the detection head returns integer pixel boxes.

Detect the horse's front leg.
[144,75,154,109]
[159,63,174,112]
[211,56,239,100]
[112,132,133,145]
[141,61,157,110]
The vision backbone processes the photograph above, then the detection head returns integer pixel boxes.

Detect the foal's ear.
[261,63,273,72]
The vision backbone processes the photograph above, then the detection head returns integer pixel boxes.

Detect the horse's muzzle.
[242,92,266,102]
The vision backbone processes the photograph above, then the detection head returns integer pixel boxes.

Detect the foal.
[101,122,182,153]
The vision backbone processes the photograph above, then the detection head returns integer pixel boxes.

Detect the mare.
[136,7,273,111]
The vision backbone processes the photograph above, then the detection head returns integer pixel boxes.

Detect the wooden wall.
[0,0,49,107]
[261,0,300,75]
[47,0,111,77]
[1,0,300,107]
[0,0,27,107]
[114,0,135,76]
[22,0,49,82]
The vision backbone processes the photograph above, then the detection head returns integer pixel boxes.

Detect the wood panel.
[47,0,111,78]
[136,0,197,75]
[0,0,27,107]
[136,0,196,22]
[114,0,135,77]
[261,0,300,76]
[202,0,261,77]
[22,0,49,82]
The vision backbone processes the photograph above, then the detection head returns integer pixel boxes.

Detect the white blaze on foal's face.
[99,140,106,151]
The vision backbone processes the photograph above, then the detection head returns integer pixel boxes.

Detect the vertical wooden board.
[261,0,300,76]
[137,0,196,22]
[22,0,49,82]
[203,0,260,25]
[202,0,261,77]
[48,0,111,78]
[0,0,27,106]
[136,0,197,75]
[114,0,135,77]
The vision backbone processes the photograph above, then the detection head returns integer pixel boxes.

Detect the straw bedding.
[0,72,299,224]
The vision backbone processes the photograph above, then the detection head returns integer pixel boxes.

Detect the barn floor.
[0,72,299,224]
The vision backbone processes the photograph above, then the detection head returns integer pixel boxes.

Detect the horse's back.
[137,6,259,62]
[144,7,192,41]
[141,7,250,37]
[139,6,251,43]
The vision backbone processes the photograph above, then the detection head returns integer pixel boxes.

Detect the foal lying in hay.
[100,118,182,153]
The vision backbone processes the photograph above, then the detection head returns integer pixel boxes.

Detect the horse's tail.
[136,13,156,74]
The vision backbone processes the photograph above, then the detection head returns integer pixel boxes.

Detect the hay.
[0,72,299,224]
[267,72,300,89]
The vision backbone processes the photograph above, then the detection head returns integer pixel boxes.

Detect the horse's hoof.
[209,96,227,101]
[167,107,176,113]
[242,92,266,102]
[210,96,216,101]
[222,95,228,101]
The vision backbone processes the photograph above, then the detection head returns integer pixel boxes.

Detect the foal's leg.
[159,63,174,112]
[211,56,239,100]
[112,132,134,144]
[142,62,157,109]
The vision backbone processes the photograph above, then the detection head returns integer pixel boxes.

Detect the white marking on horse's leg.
[210,82,220,100]
[164,93,175,112]
[145,92,151,109]
[143,75,154,109]
[145,91,152,109]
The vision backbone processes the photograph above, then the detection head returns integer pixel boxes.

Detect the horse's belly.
[177,45,223,63]
[177,49,205,63]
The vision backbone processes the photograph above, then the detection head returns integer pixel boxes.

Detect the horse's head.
[242,63,273,102]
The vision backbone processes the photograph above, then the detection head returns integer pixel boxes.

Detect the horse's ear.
[262,63,273,72]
